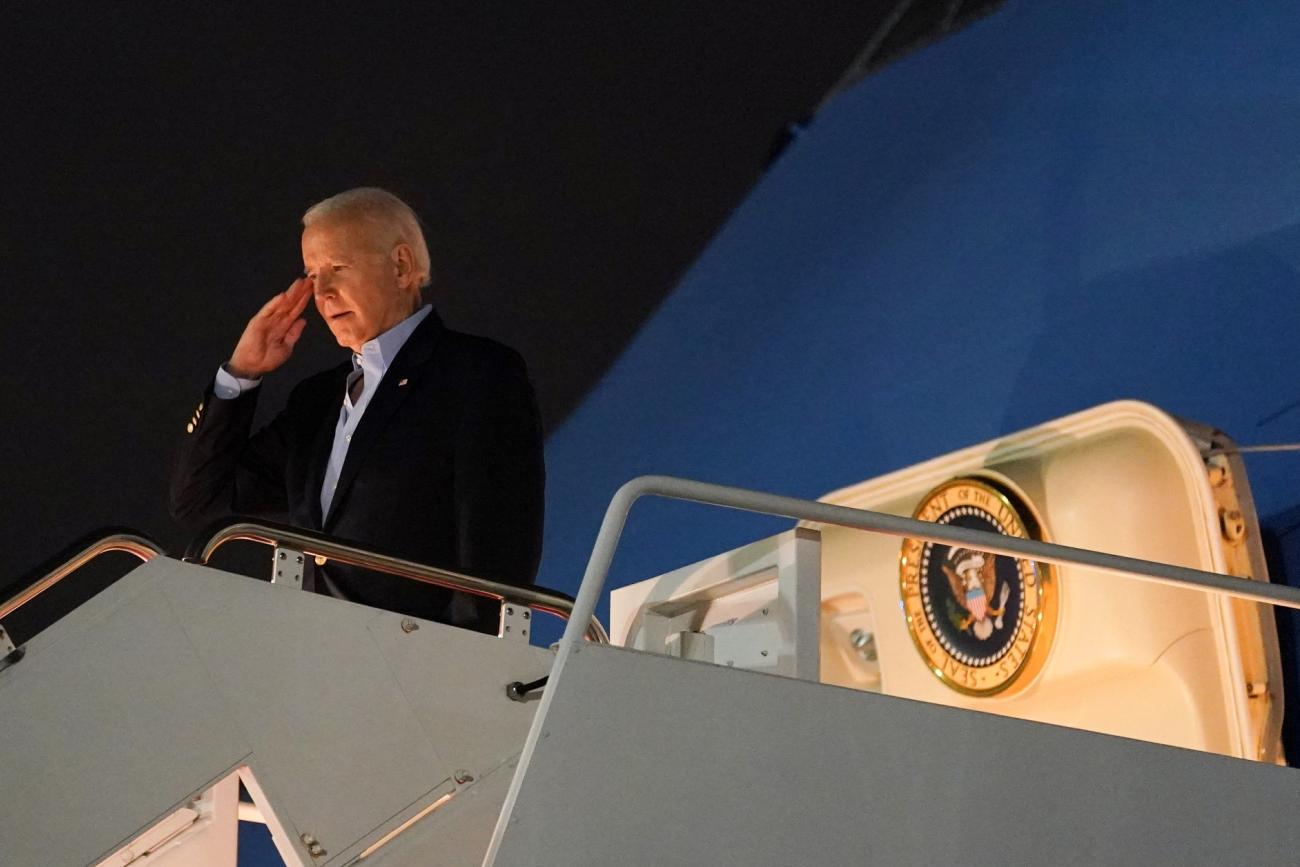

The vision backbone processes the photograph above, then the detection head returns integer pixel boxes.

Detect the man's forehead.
[302,218,388,257]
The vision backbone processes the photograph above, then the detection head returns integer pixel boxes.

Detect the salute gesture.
[227,277,314,379]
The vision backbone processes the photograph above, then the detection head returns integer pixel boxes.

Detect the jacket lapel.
[322,310,444,530]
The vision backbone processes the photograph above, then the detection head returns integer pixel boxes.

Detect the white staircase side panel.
[490,642,1300,867]
[0,565,252,867]
[0,558,553,867]
[365,616,551,781]
[159,561,457,861]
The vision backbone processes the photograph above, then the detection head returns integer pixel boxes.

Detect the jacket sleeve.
[168,378,311,528]
[452,349,545,587]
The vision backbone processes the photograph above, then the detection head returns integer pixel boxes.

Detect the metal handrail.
[0,530,165,623]
[559,475,1300,646]
[185,519,609,643]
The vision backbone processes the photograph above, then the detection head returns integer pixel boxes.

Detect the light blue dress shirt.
[213,304,433,520]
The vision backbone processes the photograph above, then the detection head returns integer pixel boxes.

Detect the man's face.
[302,218,417,353]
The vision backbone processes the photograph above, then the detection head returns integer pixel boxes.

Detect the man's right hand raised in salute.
[226,276,313,380]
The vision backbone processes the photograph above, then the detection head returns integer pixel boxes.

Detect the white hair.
[302,187,433,288]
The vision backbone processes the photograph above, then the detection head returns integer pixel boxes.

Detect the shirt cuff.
[214,364,262,399]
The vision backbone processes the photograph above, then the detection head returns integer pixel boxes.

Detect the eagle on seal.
[941,548,1010,640]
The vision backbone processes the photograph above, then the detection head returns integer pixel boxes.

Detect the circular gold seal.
[899,477,1056,696]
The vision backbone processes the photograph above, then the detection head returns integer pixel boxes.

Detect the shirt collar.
[351,304,432,378]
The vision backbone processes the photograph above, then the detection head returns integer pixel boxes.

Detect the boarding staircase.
[4,404,1300,866]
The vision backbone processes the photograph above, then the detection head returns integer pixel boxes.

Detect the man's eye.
[332,264,347,272]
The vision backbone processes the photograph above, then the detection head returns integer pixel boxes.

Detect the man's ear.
[392,243,417,289]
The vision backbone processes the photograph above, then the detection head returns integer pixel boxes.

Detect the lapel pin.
[398,378,409,387]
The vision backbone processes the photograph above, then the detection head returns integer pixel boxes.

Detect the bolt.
[400,619,419,633]
[300,833,317,845]
[506,605,515,616]
[1220,509,1246,543]
[296,554,304,564]
[850,628,878,662]
[308,843,326,858]
[760,650,769,657]
[454,769,475,784]
[278,551,285,560]
[761,607,769,616]
[523,610,531,620]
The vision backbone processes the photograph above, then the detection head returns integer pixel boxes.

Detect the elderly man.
[170,188,544,632]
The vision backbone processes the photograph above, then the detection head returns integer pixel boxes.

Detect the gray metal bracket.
[499,604,531,643]
[272,546,305,589]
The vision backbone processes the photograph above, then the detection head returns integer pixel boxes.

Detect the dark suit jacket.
[169,309,544,631]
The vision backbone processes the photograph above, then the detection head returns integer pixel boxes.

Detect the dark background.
[0,1,999,592]
[5,2,1296,861]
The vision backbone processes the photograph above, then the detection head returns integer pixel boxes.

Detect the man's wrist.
[214,364,263,399]
[225,360,263,379]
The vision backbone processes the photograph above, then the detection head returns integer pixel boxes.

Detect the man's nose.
[314,272,336,296]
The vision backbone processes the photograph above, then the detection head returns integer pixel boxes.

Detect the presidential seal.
[899,477,1056,696]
